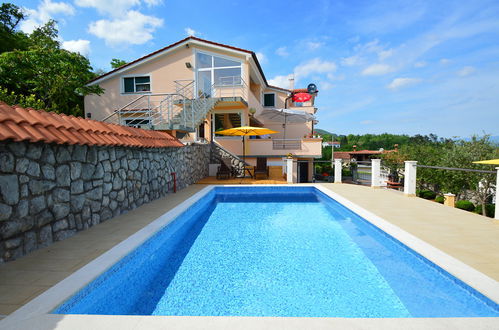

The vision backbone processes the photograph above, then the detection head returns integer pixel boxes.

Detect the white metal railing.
[272,139,302,150]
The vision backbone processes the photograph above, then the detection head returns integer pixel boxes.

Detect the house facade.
[84,37,322,182]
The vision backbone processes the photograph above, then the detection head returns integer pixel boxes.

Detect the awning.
[258,108,316,124]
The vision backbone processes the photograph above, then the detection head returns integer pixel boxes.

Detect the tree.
[0,3,29,53]
[110,58,127,69]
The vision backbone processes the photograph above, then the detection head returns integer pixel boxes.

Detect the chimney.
[288,74,295,90]
[394,144,399,152]
[353,145,357,152]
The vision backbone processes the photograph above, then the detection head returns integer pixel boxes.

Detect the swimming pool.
[53,186,499,317]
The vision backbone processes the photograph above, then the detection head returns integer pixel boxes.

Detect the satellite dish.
[307,83,318,94]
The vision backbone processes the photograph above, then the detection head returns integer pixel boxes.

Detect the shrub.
[342,169,352,177]
[474,204,495,218]
[435,196,444,204]
[455,200,475,212]
[418,190,437,200]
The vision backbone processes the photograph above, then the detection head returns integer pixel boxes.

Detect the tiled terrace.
[1,183,498,329]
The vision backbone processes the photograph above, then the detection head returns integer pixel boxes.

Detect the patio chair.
[216,158,232,180]
[254,157,269,179]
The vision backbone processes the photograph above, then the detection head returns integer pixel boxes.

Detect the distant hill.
[314,128,333,135]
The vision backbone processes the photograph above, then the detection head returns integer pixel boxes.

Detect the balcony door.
[196,51,242,98]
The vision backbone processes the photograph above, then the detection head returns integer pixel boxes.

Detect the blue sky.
[12,0,499,138]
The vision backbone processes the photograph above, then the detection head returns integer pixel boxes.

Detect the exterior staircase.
[103,80,221,132]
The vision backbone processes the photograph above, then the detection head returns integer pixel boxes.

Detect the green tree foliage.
[110,58,128,69]
[0,6,103,116]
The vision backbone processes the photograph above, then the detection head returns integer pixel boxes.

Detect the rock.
[109,148,116,161]
[82,205,91,221]
[92,179,103,187]
[5,237,22,249]
[0,220,21,239]
[23,231,37,254]
[72,145,87,162]
[86,187,103,201]
[111,160,120,171]
[112,176,122,190]
[29,180,56,195]
[16,158,29,173]
[120,158,128,170]
[56,147,71,163]
[102,160,111,172]
[75,214,83,230]
[91,214,100,225]
[86,147,97,164]
[68,214,75,229]
[98,149,109,162]
[0,203,12,221]
[103,182,112,195]
[55,165,70,187]
[41,146,55,165]
[53,188,70,203]
[109,200,118,210]
[15,199,29,218]
[26,161,41,177]
[38,225,53,247]
[116,190,126,202]
[52,219,68,232]
[19,175,29,184]
[101,196,109,207]
[83,181,93,192]
[37,210,54,227]
[101,208,112,221]
[103,172,111,183]
[0,151,14,172]
[129,159,139,171]
[0,174,19,205]
[8,141,26,157]
[70,162,82,180]
[30,196,46,215]
[20,184,28,198]
[81,163,95,180]
[54,229,76,241]
[41,164,55,180]
[71,180,84,194]
[52,203,69,220]
[90,200,101,212]
[93,163,104,179]
[70,194,85,212]
[26,144,43,159]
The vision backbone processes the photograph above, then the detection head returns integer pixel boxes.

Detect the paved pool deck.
[0,183,498,329]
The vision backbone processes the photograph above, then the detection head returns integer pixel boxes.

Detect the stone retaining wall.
[0,141,210,262]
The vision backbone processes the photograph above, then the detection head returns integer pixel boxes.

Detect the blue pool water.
[54,187,499,317]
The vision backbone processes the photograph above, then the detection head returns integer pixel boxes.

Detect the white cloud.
[276,47,289,57]
[185,27,196,36]
[306,41,324,51]
[319,81,334,91]
[20,0,75,33]
[360,120,374,125]
[88,10,163,46]
[341,55,363,66]
[62,39,91,56]
[362,63,393,76]
[414,61,427,68]
[440,58,450,65]
[143,0,163,5]
[378,49,393,60]
[387,77,422,90]
[457,66,476,77]
[294,58,337,80]
[268,74,294,89]
[255,52,267,64]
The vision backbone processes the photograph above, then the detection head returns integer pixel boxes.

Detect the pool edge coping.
[1,183,498,328]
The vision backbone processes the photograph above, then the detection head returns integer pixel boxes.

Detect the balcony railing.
[272,139,302,150]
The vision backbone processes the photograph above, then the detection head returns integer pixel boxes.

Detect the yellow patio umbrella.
[216,126,279,163]
[473,159,499,165]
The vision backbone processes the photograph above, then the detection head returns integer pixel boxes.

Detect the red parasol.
[292,92,312,103]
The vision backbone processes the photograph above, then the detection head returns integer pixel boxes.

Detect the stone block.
[70,194,85,212]
[8,141,26,157]
[41,164,55,180]
[26,161,41,177]
[93,163,104,179]
[41,146,56,165]
[86,147,97,164]
[30,195,46,215]
[52,203,70,220]
[16,158,29,173]
[23,231,37,254]
[37,210,54,227]
[55,165,70,187]
[52,219,68,232]
[70,162,82,180]
[0,151,14,172]
[54,229,76,241]
[0,174,19,205]
[56,147,71,163]
[38,224,53,248]
[98,149,109,162]
[0,203,12,221]
[53,188,70,203]
[29,180,56,195]
[72,145,87,162]
[0,220,21,239]
[71,180,84,194]
[81,163,95,180]
[15,199,29,218]
[26,144,43,159]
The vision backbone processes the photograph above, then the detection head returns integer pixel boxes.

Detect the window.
[213,112,242,134]
[123,76,151,93]
[196,52,242,95]
[263,93,275,107]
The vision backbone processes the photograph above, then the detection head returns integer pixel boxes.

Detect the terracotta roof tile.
[0,102,184,148]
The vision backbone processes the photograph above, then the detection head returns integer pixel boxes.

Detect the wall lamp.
[185,62,192,68]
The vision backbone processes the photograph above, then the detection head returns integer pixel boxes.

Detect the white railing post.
[495,167,499,221]
[371,159,381,188]
[286,157,294,184]
[334,159,342,183]
[404,161,418,196]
